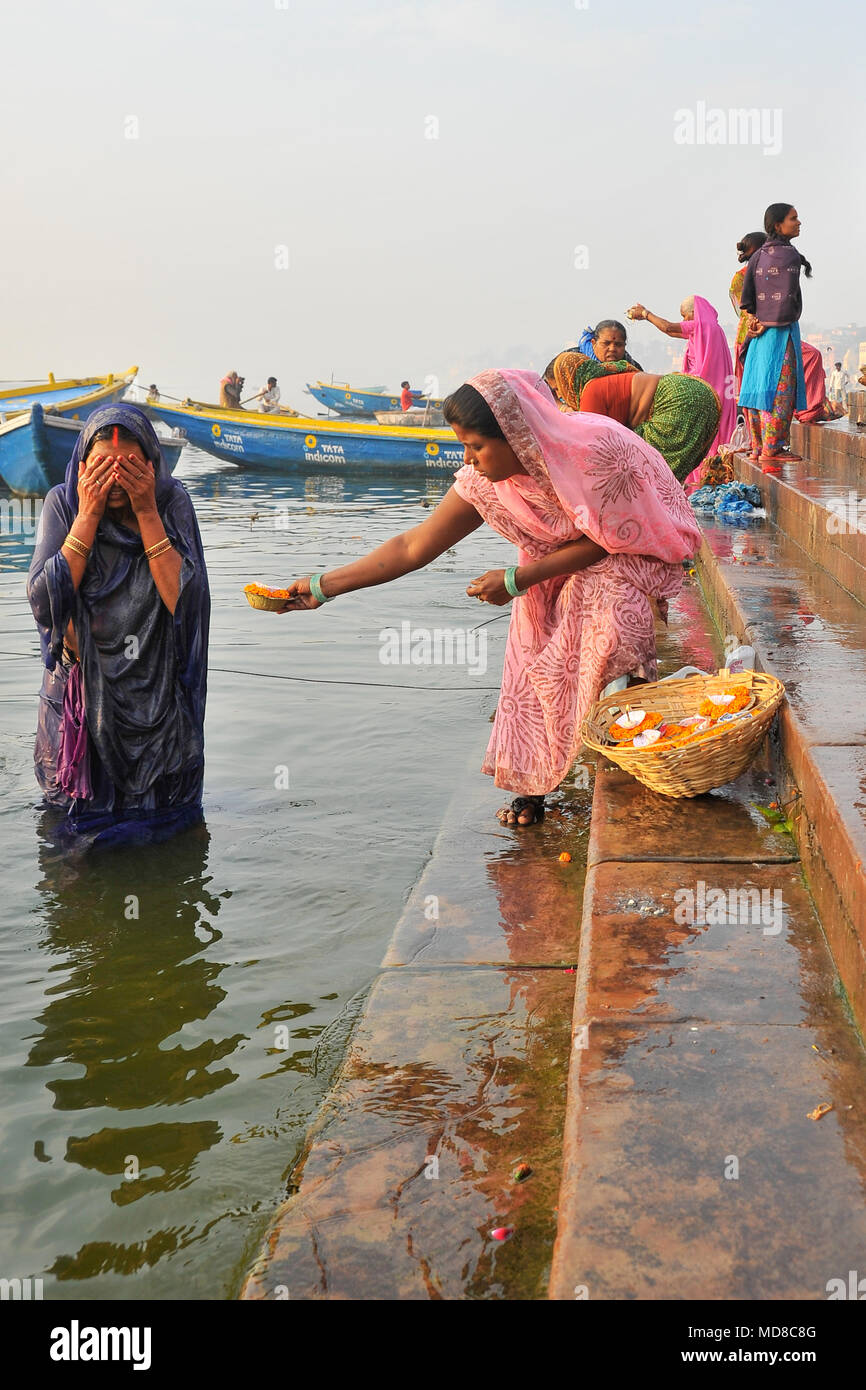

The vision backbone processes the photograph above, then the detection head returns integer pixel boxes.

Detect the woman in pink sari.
[275,370,701,826]
[627,294,737,489]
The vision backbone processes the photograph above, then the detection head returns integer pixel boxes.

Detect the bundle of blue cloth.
[689,482,762,519]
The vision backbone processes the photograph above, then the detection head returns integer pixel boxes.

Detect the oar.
[132,386,192,404]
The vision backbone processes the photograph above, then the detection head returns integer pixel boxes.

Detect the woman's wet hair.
[442,384,505,439]
[592,319,628,342]
[763,203,812,277]
[736,231,766,257]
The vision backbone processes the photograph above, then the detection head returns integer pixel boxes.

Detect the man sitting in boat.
[146,383,160,403]
[220,371,244,409]
[400,380,413,411]
[256,377,281,413]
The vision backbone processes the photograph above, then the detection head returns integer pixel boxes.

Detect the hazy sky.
[2,0,862,406]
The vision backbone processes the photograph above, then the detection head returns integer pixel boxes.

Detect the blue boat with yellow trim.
[305,381,444,418]
[142,399,465,475]
[0,367,140,494]
[0,368,138,421]
[0,398,185,496]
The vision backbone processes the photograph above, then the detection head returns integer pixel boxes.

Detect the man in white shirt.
[256,377,281,413]
[828,363,849,404]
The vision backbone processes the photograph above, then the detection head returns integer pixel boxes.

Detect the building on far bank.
[802,324,866,376]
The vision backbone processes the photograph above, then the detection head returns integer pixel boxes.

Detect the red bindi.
[112,426,119,447]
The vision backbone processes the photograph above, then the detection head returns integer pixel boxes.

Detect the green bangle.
[504,566,527,598]
[309,572,334,604]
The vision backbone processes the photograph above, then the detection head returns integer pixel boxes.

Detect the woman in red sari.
[795,342,845,425]
[274,370,701,826]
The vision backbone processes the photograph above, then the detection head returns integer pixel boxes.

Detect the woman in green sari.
[544,351,720,487]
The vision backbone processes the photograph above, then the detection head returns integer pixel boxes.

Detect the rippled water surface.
[0,447,505,1299]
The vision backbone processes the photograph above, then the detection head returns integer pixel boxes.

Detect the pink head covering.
[467,369,702,564]
[681,296,731,383]
[679,295,737,486]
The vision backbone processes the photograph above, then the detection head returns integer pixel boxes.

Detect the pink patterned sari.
[453,370,702,796]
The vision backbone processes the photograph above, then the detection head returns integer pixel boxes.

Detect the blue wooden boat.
[0,367,140,493]
[305,381,444,418]
[0,367,138,420]
[142,399,465,475]
[0,400,185,496]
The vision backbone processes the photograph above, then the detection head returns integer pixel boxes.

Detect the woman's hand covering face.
[111,452,158,514]
[77,453,116,519]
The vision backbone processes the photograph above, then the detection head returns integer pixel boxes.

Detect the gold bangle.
[62,535,90,559]
[145,537,173,560]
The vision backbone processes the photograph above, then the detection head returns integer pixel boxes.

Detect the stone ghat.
[710,426,866,1030]
[549,758,866,1300]
[241,562,866,1299]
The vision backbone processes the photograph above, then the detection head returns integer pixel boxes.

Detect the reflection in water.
[2,452,509,1296]
[28,818,241,1282]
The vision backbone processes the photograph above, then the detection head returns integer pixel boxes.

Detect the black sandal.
[497,795,546,827]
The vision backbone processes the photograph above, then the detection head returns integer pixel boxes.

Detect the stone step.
[240,767,592,1300]
[550,857,866,1299]
[696,512,866,1032]
[791,418,866,469]
[241,963,575,1301]
[238,584,735,1300]
[550,576,866,1296]
[732,449,866,604]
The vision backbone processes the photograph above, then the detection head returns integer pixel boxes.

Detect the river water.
[0,446,506,1299]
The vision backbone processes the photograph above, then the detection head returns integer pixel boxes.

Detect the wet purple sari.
[27,404,210,847]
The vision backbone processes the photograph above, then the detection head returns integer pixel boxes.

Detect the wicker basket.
[581,669,785,798]
[244,585,287,612]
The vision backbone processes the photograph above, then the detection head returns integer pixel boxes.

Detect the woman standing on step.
[737,203,811,468]
[273,370,700,827]
[729,230,767,390]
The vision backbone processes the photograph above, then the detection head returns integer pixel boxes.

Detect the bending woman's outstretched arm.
[627,304,685,338]
[276,486,484,611]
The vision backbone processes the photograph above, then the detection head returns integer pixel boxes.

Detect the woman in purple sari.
[27,404,210,847]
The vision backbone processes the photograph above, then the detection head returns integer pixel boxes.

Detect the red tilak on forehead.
[112,426,119,447]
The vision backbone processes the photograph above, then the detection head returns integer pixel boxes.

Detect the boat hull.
[0,367,138,420]
[143,401,465,475]
[0,399,183,496]
[306,383,443,417]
